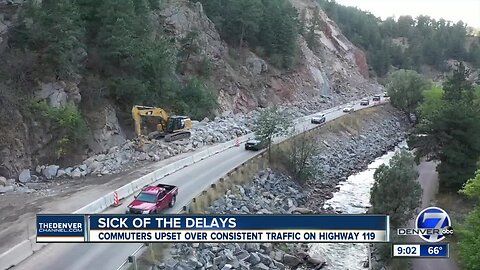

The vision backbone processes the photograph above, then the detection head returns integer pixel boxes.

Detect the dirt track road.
[410,161,459,270]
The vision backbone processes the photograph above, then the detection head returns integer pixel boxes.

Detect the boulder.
[245,243,260,252]
[0,176,7,186]
[36,81,69,108]
[251,263,269,270]
[18,169,31,183]
[274,260,286,270]
[246,55,268,75]
[246,253,261,265]
[35,165,44,174]
[43,165,60,180]
[282,254,302,267]
[257,253,273,265]
[56,169,66,178]
[221,264,233,270]
[71,168,82,178]
[307,255,326,267]
[0,185,14,193]
[234,250,250,261]
[26,182,47,190]
[187,257,203,268]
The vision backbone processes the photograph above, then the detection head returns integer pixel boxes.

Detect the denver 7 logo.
[416,207,451,243]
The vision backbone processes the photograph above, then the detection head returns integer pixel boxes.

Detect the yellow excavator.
[132,105,192,142]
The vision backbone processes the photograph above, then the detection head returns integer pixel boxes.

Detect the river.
[309,141,408,269]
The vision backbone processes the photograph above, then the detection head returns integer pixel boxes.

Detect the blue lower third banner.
[37,215,86,242]
[37,214,389,243]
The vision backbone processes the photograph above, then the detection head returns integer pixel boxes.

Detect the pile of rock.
[0,170,47,194]
[12,102,314,185]
[158,170,326,270]
[163,242,326,270]
[306,107,409,211]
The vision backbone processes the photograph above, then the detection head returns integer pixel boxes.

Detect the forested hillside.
[318,0,480,77]
[9,0,217,116]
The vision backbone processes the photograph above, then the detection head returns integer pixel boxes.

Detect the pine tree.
[42,0,86,78]
[306,7,321,51]
[411,63,480,191]
[97,0,139,69]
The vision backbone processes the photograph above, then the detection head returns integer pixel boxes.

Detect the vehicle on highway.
[126,184,178,214]
[343,106,355,113]
[360,98,370,106]
[373,95,381,101]
[311,114,326,124]
[383,91,389,97]
[245,138,268,151]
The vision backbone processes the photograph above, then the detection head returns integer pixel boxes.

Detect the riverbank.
[151,105,410,270]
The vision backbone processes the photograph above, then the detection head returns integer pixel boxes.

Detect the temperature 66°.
[362,232,375,240]
[428,246,442,255]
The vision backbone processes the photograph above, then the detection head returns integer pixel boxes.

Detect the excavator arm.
[132,105,170,137]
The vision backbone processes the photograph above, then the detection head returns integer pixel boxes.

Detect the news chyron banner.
[36,214,390,243]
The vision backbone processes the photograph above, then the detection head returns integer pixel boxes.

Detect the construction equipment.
[132,105,192,142]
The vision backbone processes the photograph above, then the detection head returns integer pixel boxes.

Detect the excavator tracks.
[164,131,191,142]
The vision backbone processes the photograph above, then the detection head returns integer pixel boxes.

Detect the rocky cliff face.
[0,0,384,179]
[158,0,381,113]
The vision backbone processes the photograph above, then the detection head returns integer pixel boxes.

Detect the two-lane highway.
[13,99,381,270]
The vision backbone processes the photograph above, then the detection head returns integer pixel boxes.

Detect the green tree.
[386,69,430,120]
[14,0,86,79]
[178,30,201,73]
[221,0,262,48]
[30,101,87,158]
[254,106,293,159]
[457,170,480,270]
[305,7,321,51]
[469,42,480,68]
[417,86,444,119]
[96,0,176,109]
[276,132,321,185]
[175,77,218,120]
[370,149,422,228]
[410,63,480,191]
[197,0,298,69]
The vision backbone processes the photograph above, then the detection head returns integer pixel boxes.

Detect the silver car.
[311,114,326,124]
[343,106,354,113]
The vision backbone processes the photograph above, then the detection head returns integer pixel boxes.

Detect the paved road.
[410,161,459,270]
[13,99,379,270]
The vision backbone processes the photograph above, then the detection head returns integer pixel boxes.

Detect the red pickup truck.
[126,184,178,214]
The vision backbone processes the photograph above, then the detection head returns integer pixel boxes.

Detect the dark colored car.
[373,95,381,101]
[311,114,326,124]
[126,184,178,214]
[245,138,267,151]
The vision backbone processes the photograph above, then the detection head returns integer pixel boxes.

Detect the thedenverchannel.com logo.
[397,207,454,243]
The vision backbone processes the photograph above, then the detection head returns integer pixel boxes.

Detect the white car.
[343,106,354,113]
[311,114,326,124]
